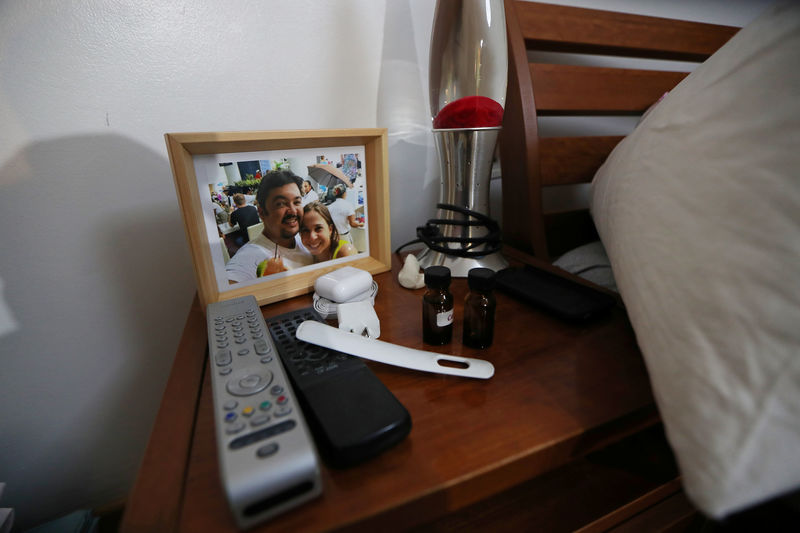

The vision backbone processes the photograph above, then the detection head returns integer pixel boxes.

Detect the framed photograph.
[165,129,391,308]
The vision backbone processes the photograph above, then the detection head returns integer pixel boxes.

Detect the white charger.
[337,300,380,339]
[314,266,373,303]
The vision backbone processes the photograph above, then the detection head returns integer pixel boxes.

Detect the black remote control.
[266,307,412,468]
[495,265,616,321]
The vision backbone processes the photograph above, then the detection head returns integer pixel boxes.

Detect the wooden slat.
[500,0,739,261]
[531,63,687,114]
[540,136,624,186]
[515,1,739,61]
[500,0,548,259]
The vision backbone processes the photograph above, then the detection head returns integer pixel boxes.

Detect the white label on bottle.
[436,310,454,327]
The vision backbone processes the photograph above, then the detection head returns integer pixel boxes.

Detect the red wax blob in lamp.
[433,95,504,129]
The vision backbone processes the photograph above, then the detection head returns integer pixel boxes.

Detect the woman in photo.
[299,201,358,262]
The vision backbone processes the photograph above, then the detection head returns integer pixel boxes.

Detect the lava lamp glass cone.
[417,0,509,276]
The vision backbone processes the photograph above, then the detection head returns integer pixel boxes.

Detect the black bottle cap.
[424,266,451,288]
[467,268,496,291]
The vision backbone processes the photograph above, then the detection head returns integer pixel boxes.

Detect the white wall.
[0,0,770,529]
[0,1,386,529]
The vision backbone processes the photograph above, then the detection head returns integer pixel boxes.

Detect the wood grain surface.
[121,255,661,532]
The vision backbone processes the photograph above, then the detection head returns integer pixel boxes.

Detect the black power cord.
[394,203,502,258]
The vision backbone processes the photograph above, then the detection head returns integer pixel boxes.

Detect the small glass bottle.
[422,266,454,345]
[462,268,497,349]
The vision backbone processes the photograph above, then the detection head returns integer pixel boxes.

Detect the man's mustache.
[281,214,299,224]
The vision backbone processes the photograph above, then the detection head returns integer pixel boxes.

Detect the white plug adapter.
[337,300,380,339]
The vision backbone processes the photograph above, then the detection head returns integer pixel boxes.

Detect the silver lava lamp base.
[416,247,508,278]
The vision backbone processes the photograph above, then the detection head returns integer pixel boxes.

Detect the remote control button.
[229,420,296,450]
[223,400,238,410]
[224,412,237,423]
[240,375,260,388]
[270,385,284,396]
[216,340,229,348]
[277,395,288,405]
[306,347,326,361]
[219,367,232,376]
[237,348,250,356]
[233,326,244,332]
[251,414,270,426]
[225,421,246,435]
[256,443,279,458]
[214,349,232,366]
[226,369,273,396]
[254,339,271,355]
[235,338,247,345]
[259,400,272,411]
[275,406,292,417]
[242,406,255,417]
[260,356,273,364]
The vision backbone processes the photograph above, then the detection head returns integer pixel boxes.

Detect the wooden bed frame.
[500,0,739,261]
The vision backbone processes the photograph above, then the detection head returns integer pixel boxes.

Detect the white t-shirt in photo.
[225,232,312,283]
[301,189,319,206]
[327,197,355,242]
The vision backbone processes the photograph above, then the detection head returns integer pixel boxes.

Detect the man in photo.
[301,179,319,206]
[227,193,260,246]
[225,170,313,283]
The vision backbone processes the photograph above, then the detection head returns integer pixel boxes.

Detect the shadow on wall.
[0,134,196,530]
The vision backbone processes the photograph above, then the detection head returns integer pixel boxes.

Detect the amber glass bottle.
[462,268,496,349]
[422,266,454,345]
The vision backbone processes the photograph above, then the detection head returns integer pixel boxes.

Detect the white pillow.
[591,3,800,519]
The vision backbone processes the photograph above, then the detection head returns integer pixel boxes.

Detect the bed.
[500,0,800,522]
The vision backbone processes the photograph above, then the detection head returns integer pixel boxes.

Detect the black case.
[495,266,616,321]
[266,307,411,468]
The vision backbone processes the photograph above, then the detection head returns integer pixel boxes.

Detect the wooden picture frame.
[165,129,391,309]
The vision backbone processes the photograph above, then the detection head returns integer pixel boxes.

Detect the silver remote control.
[206,296,322,530]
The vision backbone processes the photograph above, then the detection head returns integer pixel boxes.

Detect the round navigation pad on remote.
[226,368,273,396]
